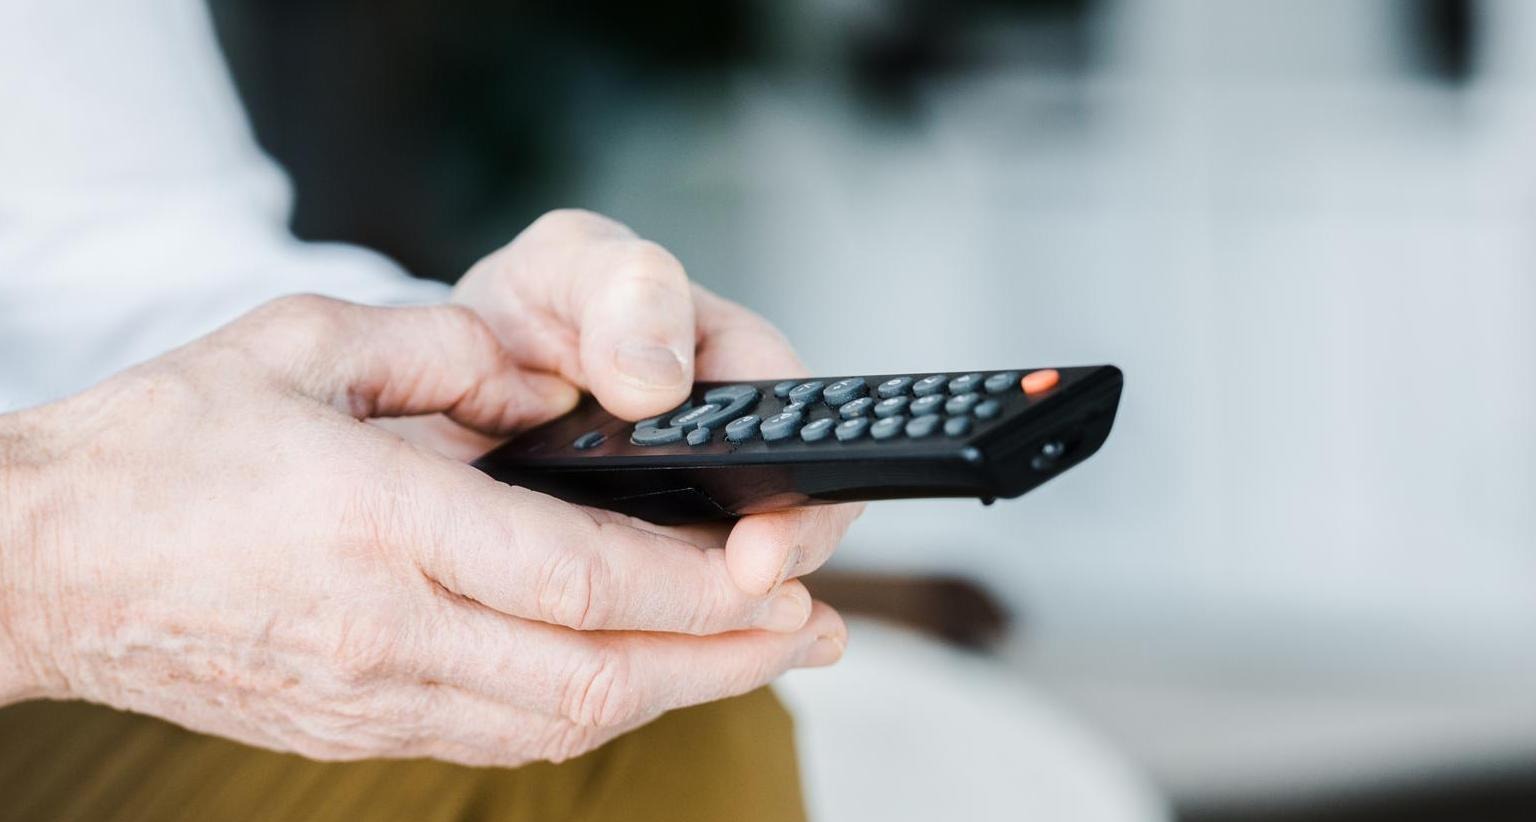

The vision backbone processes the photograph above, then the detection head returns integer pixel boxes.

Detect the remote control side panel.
[473,366,1123,524]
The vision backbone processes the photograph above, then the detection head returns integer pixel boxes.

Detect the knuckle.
[241,294,350,356]
[534,547,610,630]
[561,646,642,728]
[539,721,604,763]
[530,208,628,241]
[328,613,405,685]
[613,240,688,291]
[427,303,505,362]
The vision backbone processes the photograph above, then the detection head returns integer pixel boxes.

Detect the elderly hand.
[0,211,859,767]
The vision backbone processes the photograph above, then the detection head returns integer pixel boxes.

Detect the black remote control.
[473,366,1123,525]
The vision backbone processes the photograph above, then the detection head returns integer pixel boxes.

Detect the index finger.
[686,285,868,594]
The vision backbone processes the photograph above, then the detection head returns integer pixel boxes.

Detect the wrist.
[0,407,72,704]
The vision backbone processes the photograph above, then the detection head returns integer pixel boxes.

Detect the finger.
[683,286,870,594]
[234,295,578,433]
[369,414,505,462]
[725,503,867,596]
[455,209,697,421]
[429,598,847,729]
[402,460,815,634]
[689,283,808,380]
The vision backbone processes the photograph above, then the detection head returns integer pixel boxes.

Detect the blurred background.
[207,1,1536,819]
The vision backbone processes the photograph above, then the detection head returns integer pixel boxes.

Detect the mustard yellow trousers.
[0,688,804,821]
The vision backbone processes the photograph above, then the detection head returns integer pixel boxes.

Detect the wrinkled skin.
[0,210,862,767]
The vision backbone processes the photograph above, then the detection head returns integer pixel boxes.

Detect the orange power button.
[1021,369,1060,396]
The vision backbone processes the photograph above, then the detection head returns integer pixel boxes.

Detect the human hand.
[393,209,865,597]
[0,295,845,766]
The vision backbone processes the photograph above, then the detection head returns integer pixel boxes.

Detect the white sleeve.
[0,0,450,411]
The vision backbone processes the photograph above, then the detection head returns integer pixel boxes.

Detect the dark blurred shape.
[208,0,1093,280]
[1184,769,1536,822]
[1406,0,1477,81]
[847,0,1094,114]
[209,0,764,281]
[802,570,1013,651]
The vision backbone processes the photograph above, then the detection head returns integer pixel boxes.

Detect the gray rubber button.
[876,377,914,398]
[823,377,868,406]
[631,425,685,446]
[835,417,871,442]
[573,431,606,450]
[761,410,803,442]
[725,415,762,442]
[669,403,722,431]
[913,375,949,397]
[974,399,1002,420]
[948,373,984,394]
[873,396,909,418]
[800,418,836,443]
[944,416,973,437]
[773,380,797,399]
[945,392,981,415]
[839,397,875,419]
[910,394,945,417]
[870,415,906,440]
[692,385,763,430]
[788,381,826,405]
[783,401,807,415]
[906,415,941,438]
[686,428,712,446]
[637,402,689,430]
[984,372,1020,394]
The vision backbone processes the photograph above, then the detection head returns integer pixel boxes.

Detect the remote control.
[473,366,1123,525]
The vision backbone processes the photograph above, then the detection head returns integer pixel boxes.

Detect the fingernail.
[613,341,687,389]
[755,590,811,632]
[798,634,846,668]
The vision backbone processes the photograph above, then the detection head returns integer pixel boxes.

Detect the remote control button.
[761,410,804,442]
[947,373,984,394]
[1041,439,1066,459]
[839,397,875,419]
[669,403,722,431]
[873,396,910,418]
[573,431,606,450]
[783,401,807,415]
[692,385,763,430]
[636,402,690,429]
[686,428,712,446]
[974,399,1002,420]
[944,416,973,437]
[835,417,871,442]
[1022,368,1060,396]
[725,415,762,442]
[631,425,685,446]
[773,380,797,399]
[871,415,906,440]
[800,418,836,443]
[876,376,915,398]
[909,394,945,417]
[823,377,868,406]
[788,381,826,405]
[912,375,949,397]
[984,371,1020,394]
[945,392,981,415]
[905,415,942,438]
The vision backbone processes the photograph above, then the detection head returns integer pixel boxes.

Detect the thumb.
[233,295,578,433]
[453,209,698,422]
